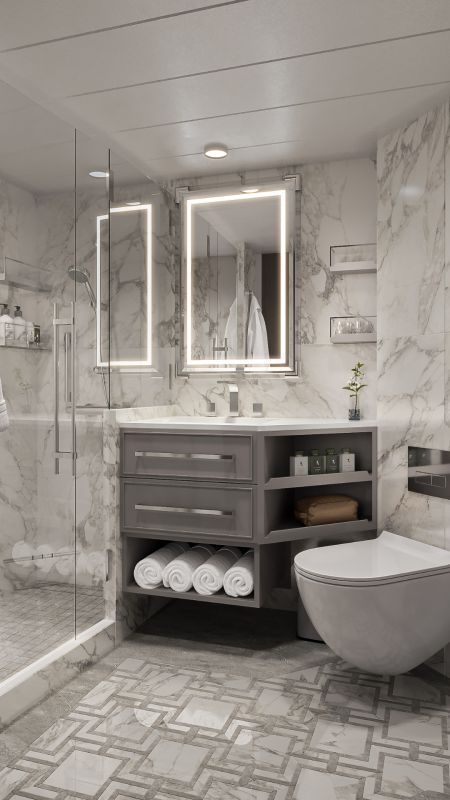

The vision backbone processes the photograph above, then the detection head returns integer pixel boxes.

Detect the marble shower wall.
[377,100,450,548]
[170,159,377,418]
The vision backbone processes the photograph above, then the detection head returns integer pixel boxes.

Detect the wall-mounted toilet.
[294,531,450,675]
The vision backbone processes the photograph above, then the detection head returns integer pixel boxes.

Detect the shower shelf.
[0,341,49,351]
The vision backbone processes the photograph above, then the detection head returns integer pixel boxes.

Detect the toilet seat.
[294,530,450,587]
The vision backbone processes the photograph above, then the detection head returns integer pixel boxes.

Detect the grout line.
[66,27,450,99]
[0,0,251,53]
[116,80,450,134]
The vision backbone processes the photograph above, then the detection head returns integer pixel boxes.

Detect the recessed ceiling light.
[89,170,109,178]
[241,187,259,194]
[204,144,228,159]
[125,201,141,206]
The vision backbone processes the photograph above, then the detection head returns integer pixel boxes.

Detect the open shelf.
[125,583,258,607]
[265,470,372,490]
[0,342,48,351]
[330,260,376,274]
[267,517,374,542]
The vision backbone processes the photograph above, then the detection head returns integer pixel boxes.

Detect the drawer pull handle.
[134,451,234,461]
[135,504,234,518]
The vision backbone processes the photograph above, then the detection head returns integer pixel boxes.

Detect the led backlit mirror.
[97,204,152,368]
[182,185,295,372]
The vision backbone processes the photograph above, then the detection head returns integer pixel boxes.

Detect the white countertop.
[119,416,378,432]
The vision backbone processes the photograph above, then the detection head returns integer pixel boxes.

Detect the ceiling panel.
[0,104,73,156]
[1,0,450,98]
[0,0,234,50]
[125,83,450,178]
[64,31,450,133]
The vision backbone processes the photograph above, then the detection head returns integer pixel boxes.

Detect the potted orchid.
[343,361,367,421]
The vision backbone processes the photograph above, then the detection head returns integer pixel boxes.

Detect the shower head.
[68,266,96,310]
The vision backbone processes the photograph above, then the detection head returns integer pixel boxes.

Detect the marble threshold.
[0,618,115,729]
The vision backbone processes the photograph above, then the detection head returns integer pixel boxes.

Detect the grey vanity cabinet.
[121,478,254,540]
[121,431,253,482]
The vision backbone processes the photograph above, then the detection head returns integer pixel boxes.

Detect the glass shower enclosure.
[0,84,112,685]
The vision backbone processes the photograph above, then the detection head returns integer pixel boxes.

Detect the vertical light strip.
[96,204,153,368]
[279,188,287,364]
[186,197,193,364]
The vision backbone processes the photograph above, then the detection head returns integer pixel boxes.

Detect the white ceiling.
[0,0,448,189]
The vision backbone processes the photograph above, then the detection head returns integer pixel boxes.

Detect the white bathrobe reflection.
[224,291,270,361]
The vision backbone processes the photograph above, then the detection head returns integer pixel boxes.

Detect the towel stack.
[0,378,9,433]
[133,542,255,598]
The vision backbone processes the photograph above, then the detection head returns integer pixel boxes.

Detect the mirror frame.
[181,185,295,374]
[96,203,152,369]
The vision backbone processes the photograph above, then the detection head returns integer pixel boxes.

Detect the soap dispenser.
[13,306,27,345]
[0,304,14,345]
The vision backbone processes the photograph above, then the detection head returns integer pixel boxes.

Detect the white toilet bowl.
[294,531,450,675]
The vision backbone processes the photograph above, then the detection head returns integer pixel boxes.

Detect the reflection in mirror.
[97,204,152,368]
[183,185,294,372]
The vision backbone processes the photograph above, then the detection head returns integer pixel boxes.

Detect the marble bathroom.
[0,2,450,798]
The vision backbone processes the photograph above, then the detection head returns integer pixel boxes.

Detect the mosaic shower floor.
[0,585,104,682]
[0,603,449,799]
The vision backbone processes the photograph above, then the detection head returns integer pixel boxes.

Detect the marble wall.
[377,100,449,549]
[169,159,377,419]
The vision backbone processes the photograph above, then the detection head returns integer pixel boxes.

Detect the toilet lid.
[294,530,450,586]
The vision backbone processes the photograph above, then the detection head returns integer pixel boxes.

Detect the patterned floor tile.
[1,654,450,798]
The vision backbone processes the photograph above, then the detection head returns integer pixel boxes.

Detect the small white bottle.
[13,306,27,345]
[0,304,14,345]
[290,451,309,476]
[340,448,356,472]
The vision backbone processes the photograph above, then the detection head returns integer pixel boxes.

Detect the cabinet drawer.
[121,479,253,539]
[121,431,253,481]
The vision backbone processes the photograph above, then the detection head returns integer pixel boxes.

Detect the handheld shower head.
[68,266,96,310]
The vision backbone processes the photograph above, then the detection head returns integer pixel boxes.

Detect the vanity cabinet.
[120,422,377,609]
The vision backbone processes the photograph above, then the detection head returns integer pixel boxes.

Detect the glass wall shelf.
[330,243,376,274]
[330,315,376,343]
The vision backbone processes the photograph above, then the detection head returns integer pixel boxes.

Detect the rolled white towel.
[193,546,241,596]
[223,550,254,597]
[163,544,216,592]
[0,378,9,433]
[134,542,188,589]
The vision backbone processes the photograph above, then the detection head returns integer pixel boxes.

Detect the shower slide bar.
[3,551,74,564]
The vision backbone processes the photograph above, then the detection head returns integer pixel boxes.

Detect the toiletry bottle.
[309,449,325,475]
[26,318,35,345]
[340,448,356,472]
[13,306,27,345]
[325,448,339,473]
[0,304,14,345]
[290,451,309,476]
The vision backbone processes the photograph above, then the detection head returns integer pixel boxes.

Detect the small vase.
[348,397,361,421]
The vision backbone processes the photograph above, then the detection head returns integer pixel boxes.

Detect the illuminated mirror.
[97,204,152,368]
[182,185,295,373]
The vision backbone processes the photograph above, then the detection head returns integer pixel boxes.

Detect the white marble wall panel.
[377,103,448,550]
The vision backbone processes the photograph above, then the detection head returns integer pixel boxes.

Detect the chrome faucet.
[219,382,239,416]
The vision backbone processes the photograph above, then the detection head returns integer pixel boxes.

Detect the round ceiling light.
[241,187,260,194]
[204,143,228,159]
[89,170,109,178]
[125,201,141,206]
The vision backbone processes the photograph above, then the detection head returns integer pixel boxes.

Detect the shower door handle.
[53,302,76,475]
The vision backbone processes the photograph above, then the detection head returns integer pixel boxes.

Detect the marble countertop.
[118,416,378,432]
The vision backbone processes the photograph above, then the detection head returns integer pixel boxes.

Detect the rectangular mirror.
[97,203,152,368]
[181,184,295,373]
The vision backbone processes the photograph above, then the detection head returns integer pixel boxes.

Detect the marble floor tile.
[309,718,369,757]
[141,738,208,782]
[380,755,445,797]
[294,767,360,799]
[387,709,444,747]
[44,749,120,795]
[176,696,235,729]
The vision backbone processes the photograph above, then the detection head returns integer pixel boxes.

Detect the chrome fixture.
[67,266,108,406]
[219,382,239,416]
[68,266,96,310]
[212,337,229,358]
